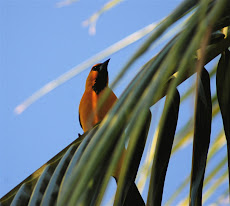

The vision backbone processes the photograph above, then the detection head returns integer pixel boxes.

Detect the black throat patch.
[92,69,108,94]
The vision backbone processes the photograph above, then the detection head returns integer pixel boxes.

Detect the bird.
[79,59,117,133]
[78,59,145,206]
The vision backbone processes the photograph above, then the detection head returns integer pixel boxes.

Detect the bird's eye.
[92,66,98,71]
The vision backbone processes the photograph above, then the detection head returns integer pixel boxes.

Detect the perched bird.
[79,59,117,132]
[78,59,145,206]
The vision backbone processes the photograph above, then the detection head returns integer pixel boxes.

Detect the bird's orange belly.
[79,89,117,132]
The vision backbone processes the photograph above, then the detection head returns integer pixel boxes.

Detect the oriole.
[79,59,117,132]
[78,59,145,205]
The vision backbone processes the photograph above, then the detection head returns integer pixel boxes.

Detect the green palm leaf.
[1,0,230,205]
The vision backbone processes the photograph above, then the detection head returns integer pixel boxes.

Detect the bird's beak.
[100,59,110,71]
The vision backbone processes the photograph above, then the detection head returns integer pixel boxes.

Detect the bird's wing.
[79,113,83,129]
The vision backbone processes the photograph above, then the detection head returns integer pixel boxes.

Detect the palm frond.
[2,0,230,205]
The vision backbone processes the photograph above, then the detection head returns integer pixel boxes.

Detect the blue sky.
[1,0,228,205]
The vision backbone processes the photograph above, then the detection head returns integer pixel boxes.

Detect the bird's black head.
[91,59,110,94]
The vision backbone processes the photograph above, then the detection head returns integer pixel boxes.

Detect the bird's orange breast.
[79,87,117,132]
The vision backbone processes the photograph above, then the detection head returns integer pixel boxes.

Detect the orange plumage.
[79,59,117,132]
